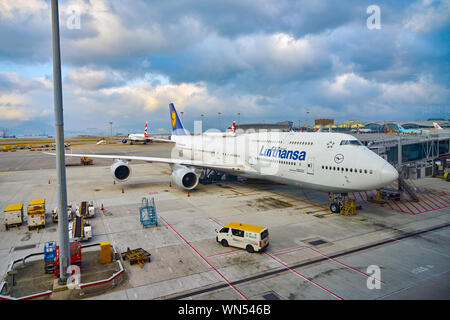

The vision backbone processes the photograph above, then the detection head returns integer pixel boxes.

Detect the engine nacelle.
[171,164,199,190]
[110,160,132,181]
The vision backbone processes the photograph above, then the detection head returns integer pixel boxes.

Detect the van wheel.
[221,239,228,247]
[246,245,255,253]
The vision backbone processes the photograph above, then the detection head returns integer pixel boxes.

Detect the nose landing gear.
[328,193,356,215]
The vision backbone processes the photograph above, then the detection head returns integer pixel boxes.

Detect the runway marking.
[271,245,386,285]
[158,214,248,300]
[264,252,343,300]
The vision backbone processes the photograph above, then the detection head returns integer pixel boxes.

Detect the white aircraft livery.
[122,122,152,144]
[51,103,399,212]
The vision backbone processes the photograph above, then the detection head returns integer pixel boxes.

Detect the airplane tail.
[169,103,187,136]
[229,121,236,133]
[433,122,443,130]
[397,123,404,130]
[144,122,148,138]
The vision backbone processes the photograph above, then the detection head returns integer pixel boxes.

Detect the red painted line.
[407,201,423,215]
[399,200,417,214]
[272,245,308,255]
[364,192,370,200]
[421,196,441,210]
[307,247,386,285]
[208,217,223,227]
[422,194,443,209]
[399,201,415,215]
[271,245,385,285]
[158,215,248,300]
[386,201,395,211]
[427,193,449,206]
[264,252,343,300]
[391,200,408,214]
[415,201,431,213]
[357,192,366,202]
[419,197,436,210]
[207,249,241,258]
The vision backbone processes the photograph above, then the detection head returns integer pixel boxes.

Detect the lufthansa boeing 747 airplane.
[49,103,399,213]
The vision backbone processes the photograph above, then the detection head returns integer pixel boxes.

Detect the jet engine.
[171,164,199,190]
[110,160,132,181]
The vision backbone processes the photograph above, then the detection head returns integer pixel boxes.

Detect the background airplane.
[396,123,422,134]
[122,122,152,144]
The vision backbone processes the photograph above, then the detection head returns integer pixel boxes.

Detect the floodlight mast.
[51,0,70,283]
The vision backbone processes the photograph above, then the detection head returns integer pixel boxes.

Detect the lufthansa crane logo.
[171,111,177,128]
[334,154,344,164]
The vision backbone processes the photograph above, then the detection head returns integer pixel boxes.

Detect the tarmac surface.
[0,141,449,300]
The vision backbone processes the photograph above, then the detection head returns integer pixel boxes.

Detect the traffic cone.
[113,180,116,185]
[101,203,104,211]
[48,179,50,184]
[122,188,124,194]
[187,192,190,198]
[169,182,172,188]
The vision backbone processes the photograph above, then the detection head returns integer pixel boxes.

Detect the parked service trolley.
[76,201,95,218]
[4,204,24,230]
[216,222,269,253]
[52,204,73,223]
[27,198,46,230]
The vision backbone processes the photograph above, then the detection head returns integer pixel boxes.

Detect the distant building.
[236,121,293,132]
[315,118,334,126]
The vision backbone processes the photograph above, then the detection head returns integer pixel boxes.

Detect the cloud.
[404,0,450,34]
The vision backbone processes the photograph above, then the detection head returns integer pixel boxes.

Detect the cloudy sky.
[0,0,449,136]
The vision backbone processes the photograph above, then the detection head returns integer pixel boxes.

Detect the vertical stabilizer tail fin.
[169,103,187,136]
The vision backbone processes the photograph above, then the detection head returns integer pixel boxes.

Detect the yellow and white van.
[216,222,269,253]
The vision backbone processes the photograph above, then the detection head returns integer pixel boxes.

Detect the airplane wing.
[43,152,244,171]
[151,138,175,143]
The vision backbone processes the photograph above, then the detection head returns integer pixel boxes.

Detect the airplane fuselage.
[171,131,398,192]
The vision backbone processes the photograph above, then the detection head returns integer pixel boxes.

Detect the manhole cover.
[308,239,327,246]
[263,293,280,300]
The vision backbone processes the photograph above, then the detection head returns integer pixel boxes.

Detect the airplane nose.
[380,163,399,185]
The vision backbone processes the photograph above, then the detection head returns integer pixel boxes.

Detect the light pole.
[51,0,70,284]
[218,112,222,131]
[237,112,241,125]
[109,121,113,144]
[180,111,184,122]
[201,114,204,132]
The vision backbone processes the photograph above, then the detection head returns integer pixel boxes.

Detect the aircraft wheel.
[122,139,127,144]
[330,202,340,213]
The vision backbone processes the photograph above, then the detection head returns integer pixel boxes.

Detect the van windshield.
[261,229,269,239]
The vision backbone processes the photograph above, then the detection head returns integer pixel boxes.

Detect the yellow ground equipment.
[328,193,356,215]
[100,241,111,264]
[368,189,387,204]
[4,204,24,230]
[80,157,93,165]
[340,199,356,215]
[121,248,151,268]
[27,199,46,231]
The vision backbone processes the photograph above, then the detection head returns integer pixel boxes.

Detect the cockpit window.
[340,140,363,146]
